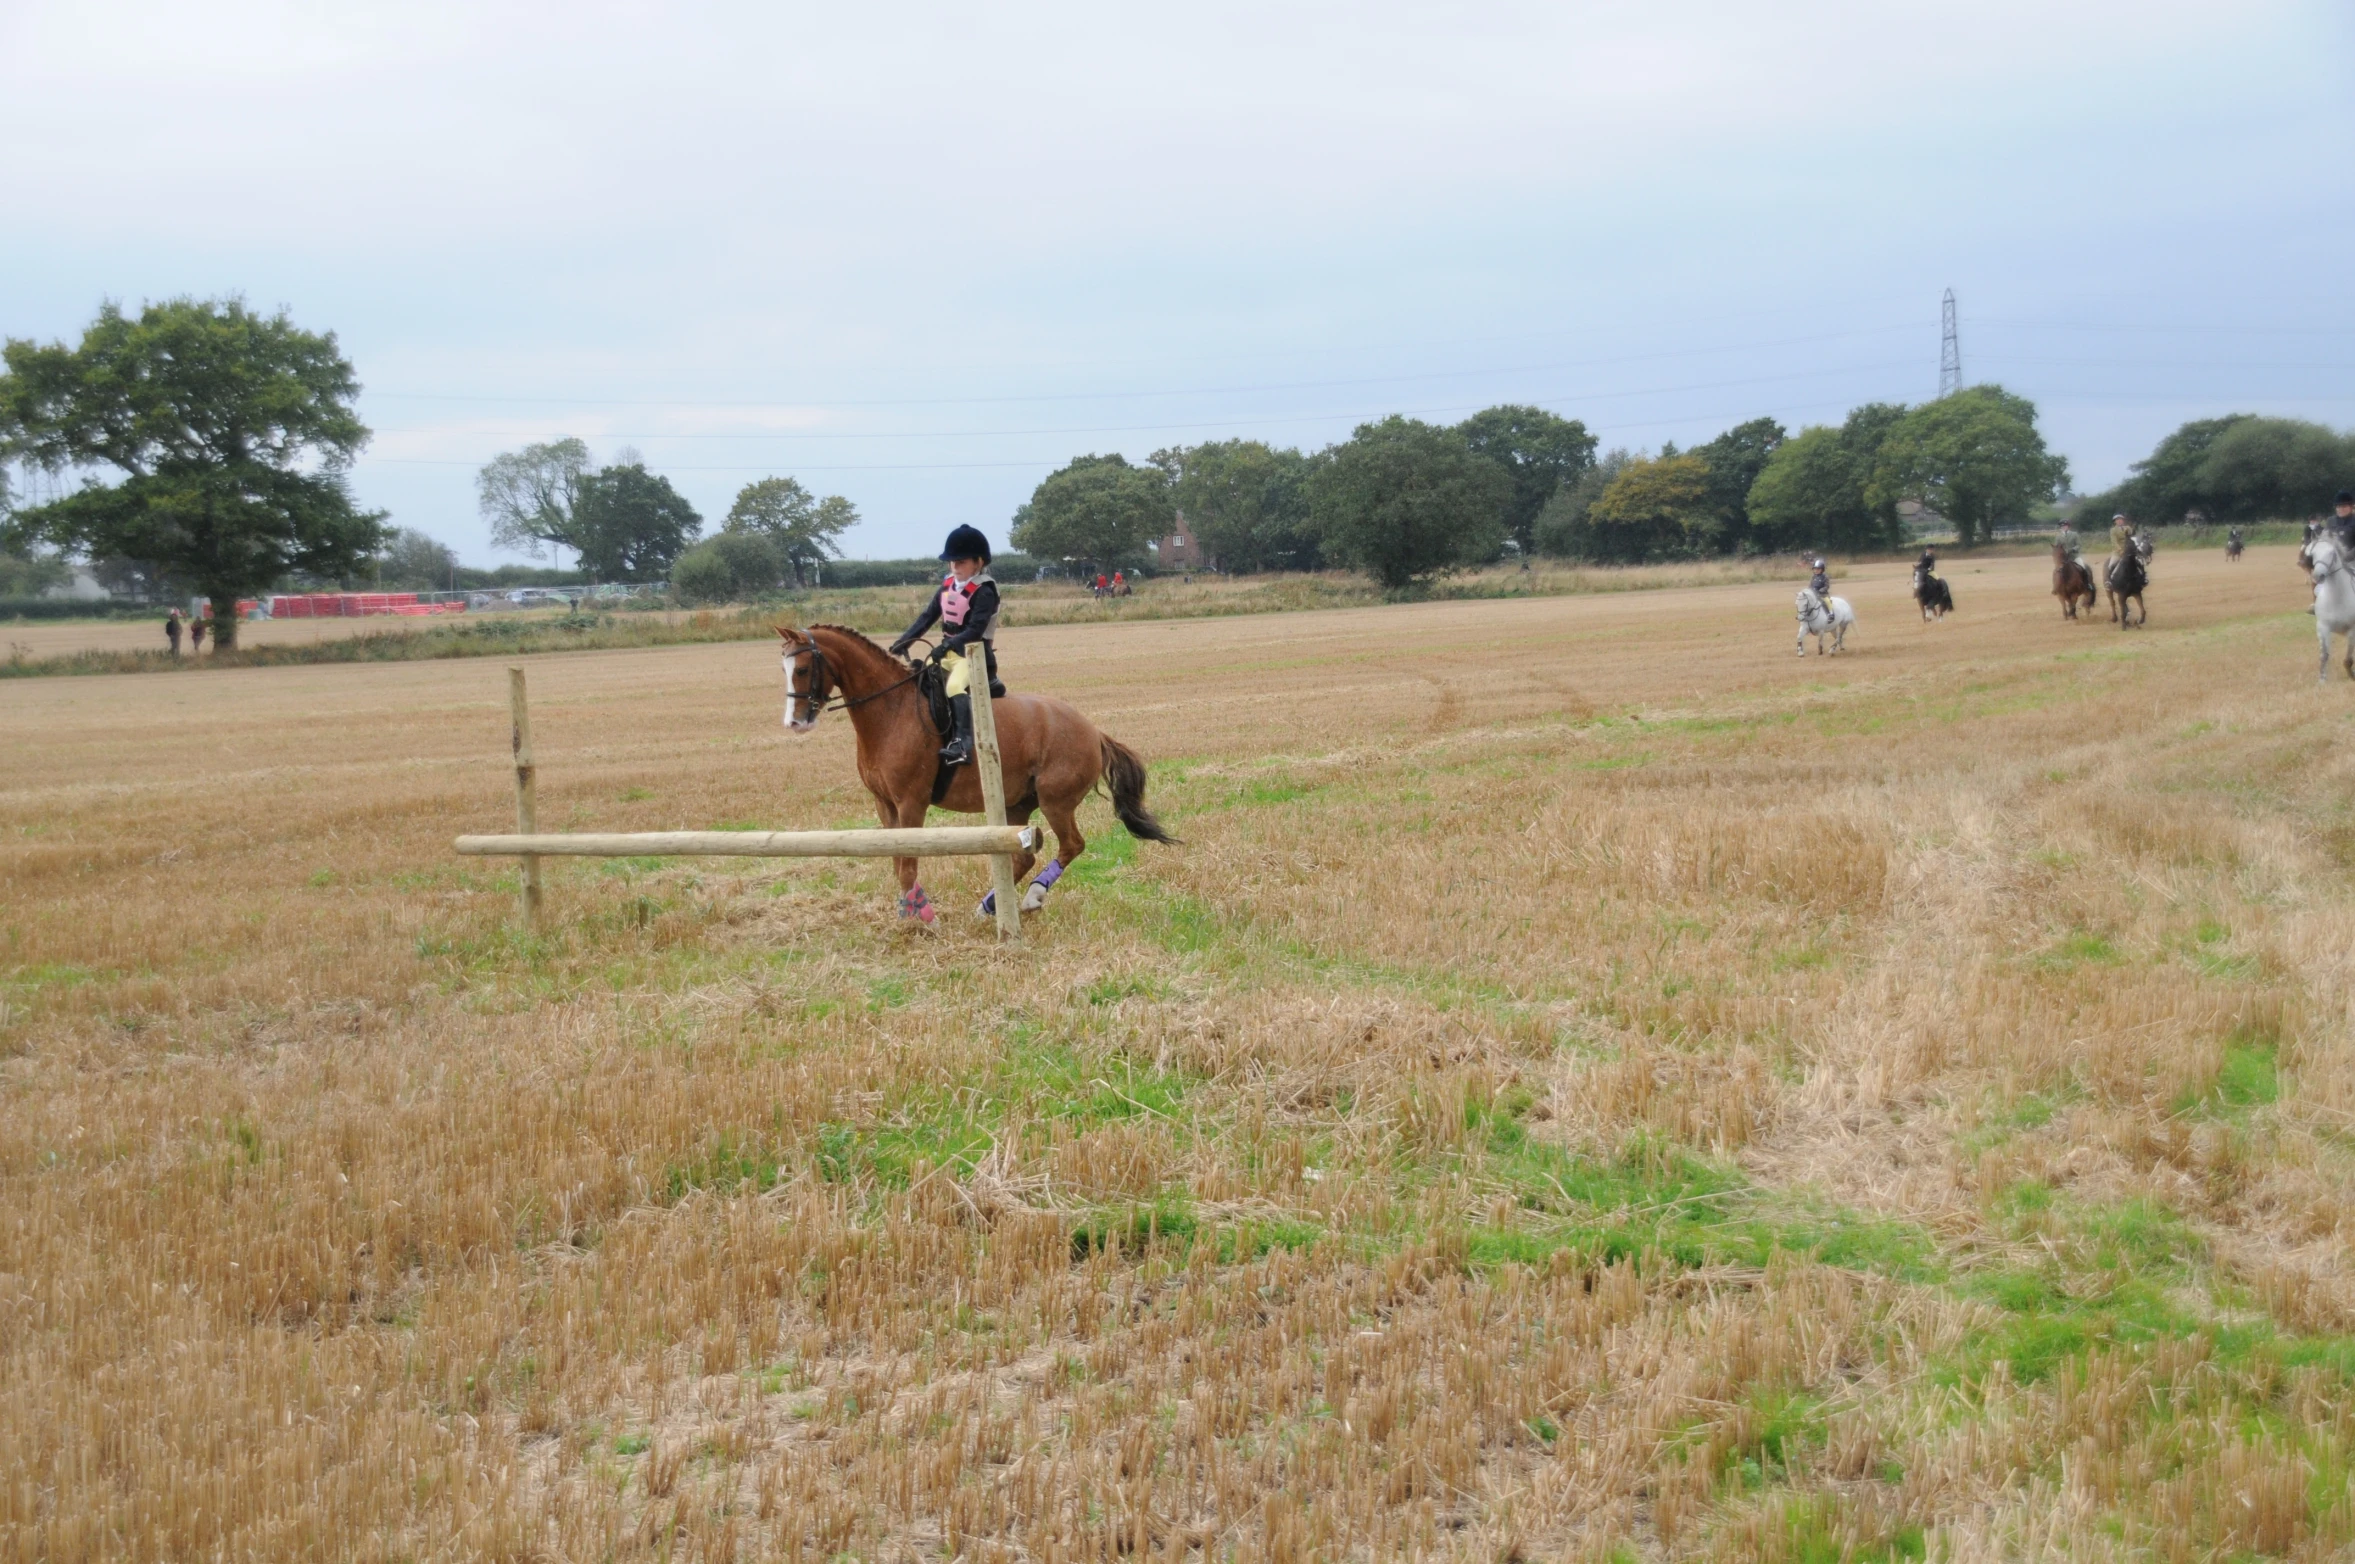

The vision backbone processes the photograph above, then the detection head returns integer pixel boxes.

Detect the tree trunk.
[208,592,240,650]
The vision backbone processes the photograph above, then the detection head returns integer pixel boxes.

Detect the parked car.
[505,587,575,608]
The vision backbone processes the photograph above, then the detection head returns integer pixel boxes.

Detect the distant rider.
[2055,520,2080,563]
[1916,545,1939,582]
[2109,513,2134,569]
[888,524,1004,769]
[2333,491,2355,552]
[1808,557,1831,600]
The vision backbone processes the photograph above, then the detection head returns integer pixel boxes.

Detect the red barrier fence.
[265,593,466,619]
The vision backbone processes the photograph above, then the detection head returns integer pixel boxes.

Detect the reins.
[791,636,924,717]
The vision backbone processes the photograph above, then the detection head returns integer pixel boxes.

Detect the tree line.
[473,437,861,601]
[1009,385,2087,589]
[2076,415,2355,527]
[7,298,2353,632]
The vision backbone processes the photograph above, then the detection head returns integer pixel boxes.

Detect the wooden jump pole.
[508,666,541,928]
[457,826,1038,859]
[965,652,1022,940]
[467,661,1042,930]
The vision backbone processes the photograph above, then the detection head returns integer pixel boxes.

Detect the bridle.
[783,634,923,725]
[2314,541,2350,587]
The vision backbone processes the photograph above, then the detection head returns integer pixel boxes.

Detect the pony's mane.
[807,623,892,656]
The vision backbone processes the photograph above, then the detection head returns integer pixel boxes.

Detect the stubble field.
[7,547,2355,1562]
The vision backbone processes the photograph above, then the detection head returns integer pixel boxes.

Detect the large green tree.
[1011,453,1173,570]
[1574,454,1716,562]
[1152,440,1319,573]
[1744,403,1907,554]
[2191,417,2353,523]
[2101,415,2251,524]
[1455,405,1597,560]
[476,437,593,568]
[1690,416,1785,552]
[571,463,702,581]
[724,475,859,586]
[1869,385,2067,548]
[1307,416,1509,591]
[0,298,383,645]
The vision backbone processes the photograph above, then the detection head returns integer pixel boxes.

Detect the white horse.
[2311,533,2355,682]
[1795,587,1854,656]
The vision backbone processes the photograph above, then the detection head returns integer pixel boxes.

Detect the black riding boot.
[938,693,974,767]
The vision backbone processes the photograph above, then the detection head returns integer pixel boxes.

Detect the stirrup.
[938,740,972,767]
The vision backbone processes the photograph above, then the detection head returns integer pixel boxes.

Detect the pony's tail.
[1099,736,1179,844]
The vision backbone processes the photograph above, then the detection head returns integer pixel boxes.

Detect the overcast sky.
[5,1,2351,564]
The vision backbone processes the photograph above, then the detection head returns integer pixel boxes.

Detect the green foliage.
[475,438,593,563]
[1307,415,1510,589]
[1574,453,1716,562]
[1012,453,1173,569]
[0,548,70,598]
[2192,416,2353,523]
[1454,404,1597,558]
[2096,414,2250,525]
[0,297,385,644]
[723,476,857,585]
[570,463,702,582]
[1868,385,2067,547]
[371,527,459,591]
[1745,405,1908,553]
[1689,415,1785,552]
[1151,440,1319,573]
[671,530,783,604]
[1531,447,1634,558]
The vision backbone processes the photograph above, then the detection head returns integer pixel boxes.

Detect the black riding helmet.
[940,524,992,565]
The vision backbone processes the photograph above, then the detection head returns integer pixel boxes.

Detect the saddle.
[911,656,1012,804]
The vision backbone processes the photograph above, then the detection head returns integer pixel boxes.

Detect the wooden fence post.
[966,651,1021,940]
[509,666,541,928]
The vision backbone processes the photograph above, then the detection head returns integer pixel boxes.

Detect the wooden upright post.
[508,666,542,928]
[965,652,1021,940]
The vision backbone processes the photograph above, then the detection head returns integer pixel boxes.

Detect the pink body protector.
[938,574,973,630]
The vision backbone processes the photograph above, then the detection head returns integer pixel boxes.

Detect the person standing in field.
[887,525,1003,769]
[188,615,208,653]
[164,609,183,654]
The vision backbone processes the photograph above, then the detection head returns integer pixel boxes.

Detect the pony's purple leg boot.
[1020,860,1064,913]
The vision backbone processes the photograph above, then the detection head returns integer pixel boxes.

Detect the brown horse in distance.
[2052,543,2098,620]
[776,625,1174,924]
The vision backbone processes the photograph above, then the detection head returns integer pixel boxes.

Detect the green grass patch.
[2037,930,2123,971]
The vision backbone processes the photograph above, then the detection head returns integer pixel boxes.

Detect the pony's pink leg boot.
[899,886,936,925]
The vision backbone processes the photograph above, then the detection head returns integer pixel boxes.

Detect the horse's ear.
[775,625,794,641]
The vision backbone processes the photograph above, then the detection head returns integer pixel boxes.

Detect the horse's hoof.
[1020,881,1050,913]
[977,891,995,918]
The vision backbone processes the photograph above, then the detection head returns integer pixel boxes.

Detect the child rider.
[887,524,1003,768]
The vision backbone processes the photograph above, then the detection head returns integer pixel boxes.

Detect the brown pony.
[776,625,1174,924]
[2052,543,2098,620]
